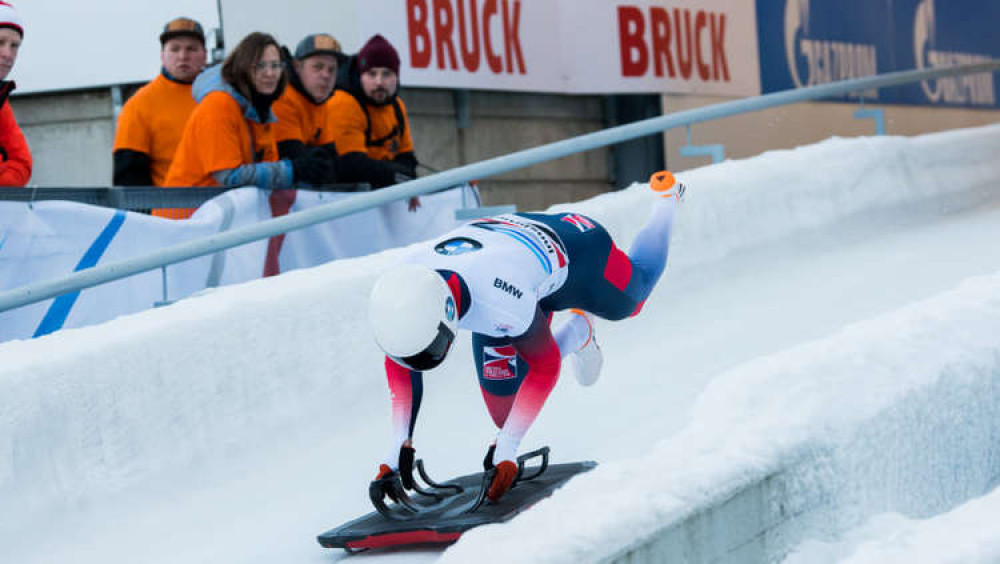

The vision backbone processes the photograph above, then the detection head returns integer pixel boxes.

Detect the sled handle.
[461,468,495,515]
[369,475,421,521]
[416,459,465,495]
[515,446,550,483]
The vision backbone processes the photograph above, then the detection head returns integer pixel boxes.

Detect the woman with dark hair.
[163,31,334,218]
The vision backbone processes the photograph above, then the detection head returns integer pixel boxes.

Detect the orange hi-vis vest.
[327,90,413,161]
[163,91,279,219]
[113,74,198,187]
[272,86,335,147]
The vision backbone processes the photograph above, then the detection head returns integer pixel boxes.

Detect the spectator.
[163,32,334,219]
[328,34,418,194]
[0,1,30,187]
[273,33,342,164]
[112,17,207,200]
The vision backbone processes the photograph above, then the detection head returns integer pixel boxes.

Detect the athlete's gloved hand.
[487,460,518,502]
[291,147,336,185]
[398,444,417,490]
[373,444,418,488]
[373,463,400,502]
[483,443,497,471]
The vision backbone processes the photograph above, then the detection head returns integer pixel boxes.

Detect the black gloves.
[483,443,496,471]
[390,161,416,185]
[373,444,417,491]
[290,147,337,185]
[398,445,416,489]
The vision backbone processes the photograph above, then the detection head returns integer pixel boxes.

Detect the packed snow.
[781,484,1000,564]
[1,123,999,563]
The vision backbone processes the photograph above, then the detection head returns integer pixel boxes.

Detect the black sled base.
[317,448,595,553]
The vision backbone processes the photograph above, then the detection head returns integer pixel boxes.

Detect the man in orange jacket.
[273,33,342,162]
[0,1,31,187]
[328,34,418,192]
[112,17,207,191]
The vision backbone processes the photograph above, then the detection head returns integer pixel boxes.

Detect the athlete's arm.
[382,356,424,468]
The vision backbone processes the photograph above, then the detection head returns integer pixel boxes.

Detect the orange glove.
[487,460,518,502]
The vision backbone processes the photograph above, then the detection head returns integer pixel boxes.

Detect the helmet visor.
[392,322,455,371]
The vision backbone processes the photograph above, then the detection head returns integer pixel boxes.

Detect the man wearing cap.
[273,33,342,169]
[328,34,418,193]
[112,17,207,205]
[0,1,31,187]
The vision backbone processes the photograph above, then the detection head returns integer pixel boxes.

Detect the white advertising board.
[12,0,220,94]
[9,0,759,96]
[221,0,760,95]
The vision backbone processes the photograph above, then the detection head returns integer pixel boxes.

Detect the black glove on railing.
[291,147,336,185]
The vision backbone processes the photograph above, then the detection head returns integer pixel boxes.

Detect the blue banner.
[757,0,999,107]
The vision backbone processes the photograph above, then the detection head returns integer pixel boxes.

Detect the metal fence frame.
[1,61,998,314]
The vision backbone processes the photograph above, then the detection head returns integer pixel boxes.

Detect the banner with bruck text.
[221,0,762,96]
[0,186,475,343]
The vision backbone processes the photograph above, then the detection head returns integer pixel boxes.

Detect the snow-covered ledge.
[442,270,1000,563]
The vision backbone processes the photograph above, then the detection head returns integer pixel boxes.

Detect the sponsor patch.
[483,345,518,380]
[434,237,483,256]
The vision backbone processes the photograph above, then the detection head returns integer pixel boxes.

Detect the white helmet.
[369,264,458,371]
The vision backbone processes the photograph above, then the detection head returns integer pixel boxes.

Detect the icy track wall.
[441,268,1000,564]
[440,126,1000,563]
[0,124,999,544]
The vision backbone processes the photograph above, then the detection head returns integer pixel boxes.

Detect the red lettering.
[650,7,675,77]
[618,6,647,77]
[407,0,432,68]
[673,8,693,79]
[694,10,710,80]
[433,0,458,70]
[711,13,730,81]
[483,0,503,73]
[457,0,481,72]
[502,0,526,74]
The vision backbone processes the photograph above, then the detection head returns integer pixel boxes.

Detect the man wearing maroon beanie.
[327,34,419,200]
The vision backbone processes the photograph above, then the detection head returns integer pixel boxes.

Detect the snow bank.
[0,249,401,533]
[439,269,1000,563]
[783,483,1000,564]
[560,122,1000,272]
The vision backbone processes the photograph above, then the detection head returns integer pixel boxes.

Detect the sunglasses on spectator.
[254,61,286,72]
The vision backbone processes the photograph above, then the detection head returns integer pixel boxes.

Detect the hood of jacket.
[192,65,277,125]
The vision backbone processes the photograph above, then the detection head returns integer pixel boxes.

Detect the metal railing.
[0,184,370,210]
[1,60,998,314]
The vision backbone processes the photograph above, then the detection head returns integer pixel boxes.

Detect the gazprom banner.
[0,186,474,343]
[758,0,999,107]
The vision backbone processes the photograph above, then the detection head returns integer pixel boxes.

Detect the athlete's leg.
[553,309,593,356]
[624,178,680,305]
[472,332,527,428]
[493,308,562,465]
[554,308,603,386]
